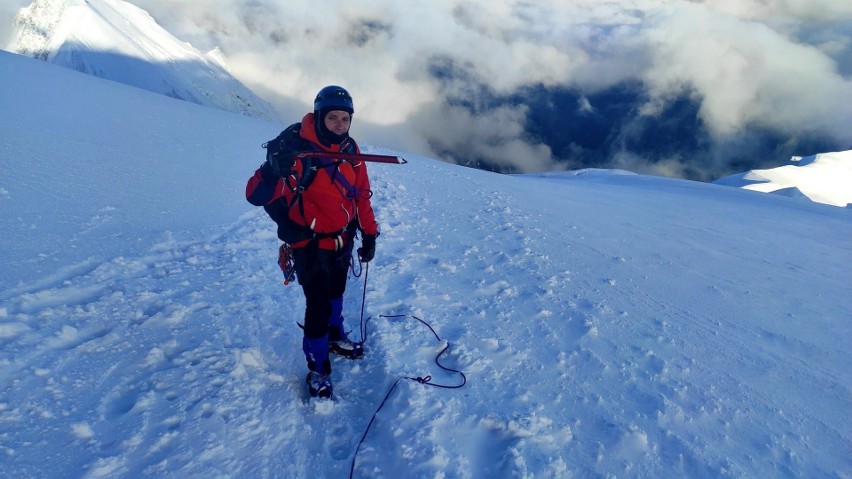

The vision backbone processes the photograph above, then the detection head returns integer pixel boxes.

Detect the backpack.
[261,123,318,244]
[263,123,318,188]
[261,124,359,245]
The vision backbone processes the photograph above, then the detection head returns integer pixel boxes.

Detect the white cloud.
[690,0,852,23]
[639,3,852,139]
[6,0,851,174]
[412,103,557,172]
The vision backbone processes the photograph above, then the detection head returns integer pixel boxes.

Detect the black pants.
[294,244,350,339]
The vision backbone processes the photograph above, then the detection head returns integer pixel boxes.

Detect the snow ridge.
[7,0,280,122]
[714,150,852,207]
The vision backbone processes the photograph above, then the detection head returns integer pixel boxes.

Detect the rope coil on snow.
[349,264,467,478]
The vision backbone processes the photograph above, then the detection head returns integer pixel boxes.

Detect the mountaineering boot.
[328,297,364,359]
[329,335,364,359]
[303,335,333,398]
[329,338,364,359]
[305,371,333,399]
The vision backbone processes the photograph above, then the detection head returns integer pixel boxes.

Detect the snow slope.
[6,0,279,121]
[1,50,851,478]
[714,150,852,208]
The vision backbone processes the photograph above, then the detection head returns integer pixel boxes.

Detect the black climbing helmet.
[314,85,354,116]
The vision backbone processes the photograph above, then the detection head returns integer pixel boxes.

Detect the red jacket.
[246,113,379,250]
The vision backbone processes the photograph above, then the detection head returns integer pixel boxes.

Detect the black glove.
[266,145,297,178]
[358,234,377,263]
[264,132,300,178]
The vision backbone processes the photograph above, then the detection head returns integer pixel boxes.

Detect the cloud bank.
[6,0,852,178]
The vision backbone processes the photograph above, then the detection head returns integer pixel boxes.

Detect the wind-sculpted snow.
[1,49,851,478]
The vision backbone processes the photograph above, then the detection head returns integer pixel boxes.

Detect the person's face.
[324,110,351,136]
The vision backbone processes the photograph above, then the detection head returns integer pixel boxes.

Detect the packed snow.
[1,49,851,479]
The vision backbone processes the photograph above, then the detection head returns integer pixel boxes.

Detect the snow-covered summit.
[714,150,852,207]
[6,0,279,122]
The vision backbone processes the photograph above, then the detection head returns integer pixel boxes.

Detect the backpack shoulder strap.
[299,156,317,191]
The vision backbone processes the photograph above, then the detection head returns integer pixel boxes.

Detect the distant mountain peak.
[8,0,279,121]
